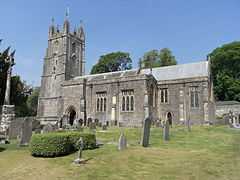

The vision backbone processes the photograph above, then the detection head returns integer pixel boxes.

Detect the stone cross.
[74,137,85,164]
[163,120,170,141]
[141,117,151,147]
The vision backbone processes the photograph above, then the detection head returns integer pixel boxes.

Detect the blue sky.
[0,0,239,86]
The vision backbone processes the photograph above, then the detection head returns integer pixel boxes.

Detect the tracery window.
[190,87,199,108]
[160,88,168,103]
[96,92,107,112]
[121,89,134,112]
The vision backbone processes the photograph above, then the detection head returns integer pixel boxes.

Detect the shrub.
[30,132,96,157]
[30,133,71,157]
[67,132,96,150]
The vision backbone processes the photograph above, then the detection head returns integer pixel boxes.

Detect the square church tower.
[37,16,85,124]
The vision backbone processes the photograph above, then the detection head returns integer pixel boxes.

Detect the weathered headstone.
[141,117,151,147]
[94,119,99,126]
[102,124,107,130]
[42,123,54,133]
[163,120,170,141]
[79,119,83,127]
[155,120,162,128]
[19,118,32,146]
[32,119,41,131]
[72,119,80,129]
[89,122,96,130]
[118,131,127,150]
[87,118,92,127]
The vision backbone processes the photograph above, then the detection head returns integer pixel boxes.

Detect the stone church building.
[37,19,215,127]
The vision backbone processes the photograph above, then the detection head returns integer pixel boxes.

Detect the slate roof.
[74,69,138,81]
[216,101,240,106]
[74,61,209,82]
[142,61,209,81]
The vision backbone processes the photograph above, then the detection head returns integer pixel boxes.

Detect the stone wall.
[61,73,155,127]
[157,77,213,125]
[216,101,240,118]
[8,116,36,139]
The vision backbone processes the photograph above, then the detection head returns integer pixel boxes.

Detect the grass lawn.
[0,125,240,180]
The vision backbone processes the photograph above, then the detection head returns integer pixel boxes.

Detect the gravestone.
[163,120,170,141]
[87,118,92,127]
[94,119,99,126]
[32,119,41,131]
[155,120,162,128]
[102,124,107,130]
[19,117,32,146]
[118,131,127,150]
[79,119,83,126]
[141,117,151,147]
[42,123,54,133]
[89,122,96,130]
[72,119,81,130]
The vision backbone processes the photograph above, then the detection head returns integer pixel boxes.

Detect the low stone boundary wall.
[9,116,38,139]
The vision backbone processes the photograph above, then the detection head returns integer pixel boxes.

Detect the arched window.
[130,96,134,111]
[190,87,199,108]
[100,98,103,112]
[97,98,100,112]
[121,90,134,112]
[122,96,125,111]
[96,92,107,112]
[126,96,129,111]
[103,98,107,112]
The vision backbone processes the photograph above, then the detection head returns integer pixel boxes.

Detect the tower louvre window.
[72,42,76,54]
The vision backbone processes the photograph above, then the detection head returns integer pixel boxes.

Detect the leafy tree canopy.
[91,52,132,74]
[140,48,177,68]
[1,41,38,117]
[10,76,33,117]
[210,41,240,101]
[27,87,40,116]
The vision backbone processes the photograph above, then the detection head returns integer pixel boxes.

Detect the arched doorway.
[66,106,77,126]
[167,112,173,126]
[69,109,76,126]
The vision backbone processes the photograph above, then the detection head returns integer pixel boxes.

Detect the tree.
[91,52,132,74]
[159,48,177,67]
[0,40,37,117]
[141,48,177,69]
[27,87,40,116]
[210,41,240,101]
[141,50,160,68]
[10,76,32,117]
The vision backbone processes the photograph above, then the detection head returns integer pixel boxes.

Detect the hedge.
[30,132,96,157]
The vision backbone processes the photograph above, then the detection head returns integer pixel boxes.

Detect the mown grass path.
[0,126,239,180]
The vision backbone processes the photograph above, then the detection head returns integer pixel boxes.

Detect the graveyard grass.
[0,126,240,180]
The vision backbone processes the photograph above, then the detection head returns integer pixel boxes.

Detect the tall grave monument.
[0,49,15,140]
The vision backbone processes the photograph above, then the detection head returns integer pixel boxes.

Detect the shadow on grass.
[73,158,93,165]
[0,147,6,152]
